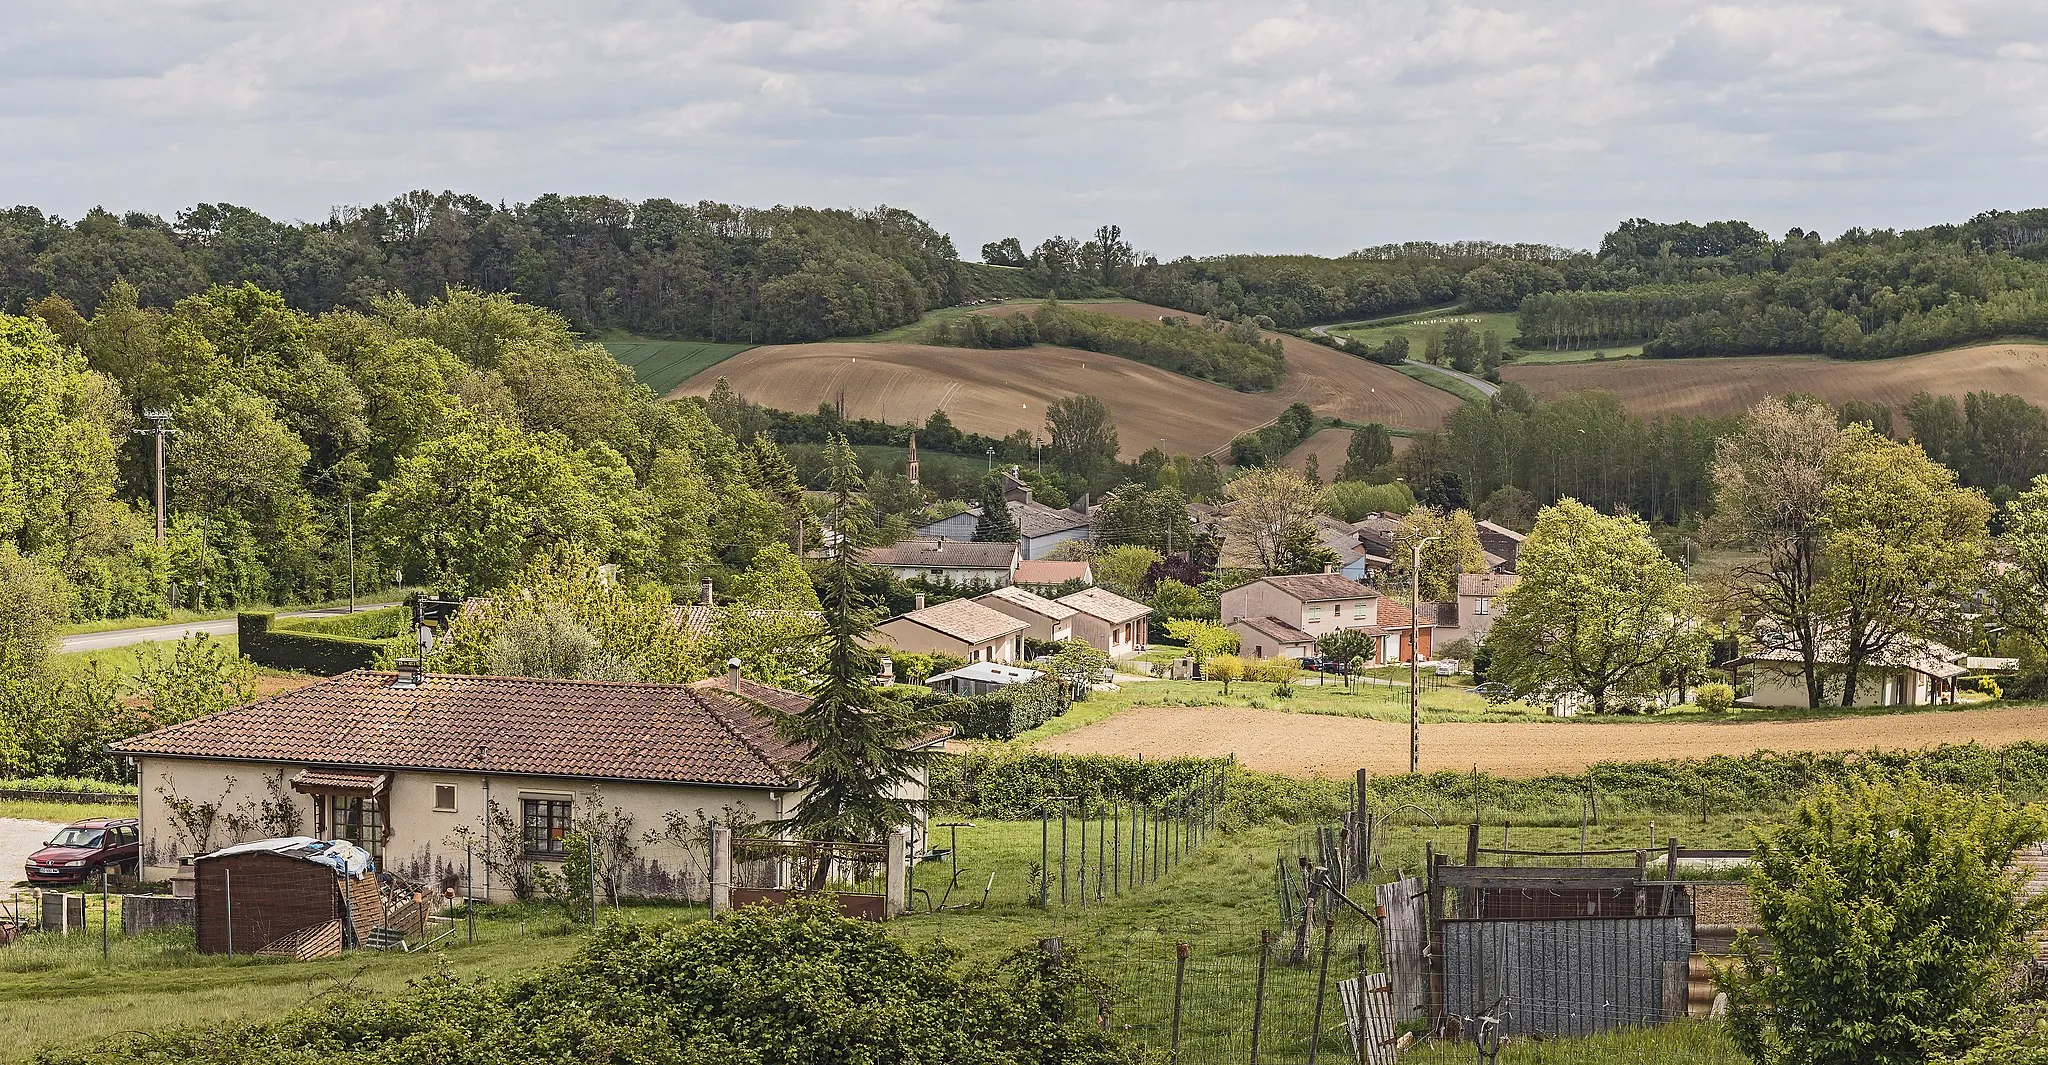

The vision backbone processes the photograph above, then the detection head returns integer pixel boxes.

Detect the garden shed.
[193,837,383,957]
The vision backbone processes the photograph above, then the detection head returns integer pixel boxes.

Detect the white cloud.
[0,0,2044,252]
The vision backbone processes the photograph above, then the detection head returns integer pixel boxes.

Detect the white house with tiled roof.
[1056,587,1152,657]
[111,667,949,900]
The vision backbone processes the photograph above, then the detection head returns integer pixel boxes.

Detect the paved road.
[60,607,359,654]
[0,819,67,887]
[1303,324,1502,399]
[1401,358,1502,398]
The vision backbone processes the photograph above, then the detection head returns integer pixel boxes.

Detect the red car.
[25,818,139,885]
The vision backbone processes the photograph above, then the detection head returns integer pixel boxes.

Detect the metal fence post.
[1251,929,1272,1065]
[1060,803,1069,906]
[1171,941,1190,1062]
[589,831,599,926]
[1308,916,1336,1065]
[1112,801,1121,898]
[1077,800,1086,910]
[466,842,475,943]
[100,866,109,963]
[1040,810,1050,908]
[224,867,233,957]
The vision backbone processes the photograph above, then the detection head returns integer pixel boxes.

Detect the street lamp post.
[986,446,996,473]
[1409,534,1442,775]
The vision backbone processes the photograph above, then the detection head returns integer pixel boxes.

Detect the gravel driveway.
[0,818,68,887]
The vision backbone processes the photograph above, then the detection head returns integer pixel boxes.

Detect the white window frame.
[433,782,459,813]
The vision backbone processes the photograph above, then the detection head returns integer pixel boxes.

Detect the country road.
[1303,324,1501,399]
[60,608,359,654]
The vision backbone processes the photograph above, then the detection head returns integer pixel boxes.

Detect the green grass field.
[598,338,755,394]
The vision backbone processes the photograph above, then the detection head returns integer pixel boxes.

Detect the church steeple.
[907,431,920,486]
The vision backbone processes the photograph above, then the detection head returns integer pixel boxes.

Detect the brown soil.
[1501,343,2048,418]
[1040,704,2048,778]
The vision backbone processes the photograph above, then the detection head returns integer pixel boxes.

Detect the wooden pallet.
[256,919,346,961]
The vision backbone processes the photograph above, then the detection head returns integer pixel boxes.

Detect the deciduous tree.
[1486,499,1704,714]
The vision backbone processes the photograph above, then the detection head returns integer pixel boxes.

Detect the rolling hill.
[1499,342,2048,418]
[671,301,1456,458]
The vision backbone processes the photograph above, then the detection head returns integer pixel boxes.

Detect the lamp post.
[1409,534,1442,775]
[986,445,996,473]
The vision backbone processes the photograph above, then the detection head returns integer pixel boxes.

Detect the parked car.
[25,817,139,885]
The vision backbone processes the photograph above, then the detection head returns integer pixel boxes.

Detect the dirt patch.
[1501,343,2048,419]
[1039,704,2048,778]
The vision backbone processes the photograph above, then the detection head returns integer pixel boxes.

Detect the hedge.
[238,608,412,675]
[944,682,1069,741]
[934,741,2048,825]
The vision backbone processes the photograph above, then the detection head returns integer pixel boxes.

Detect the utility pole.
[132,409,176,547]
[1409,534,1442,775]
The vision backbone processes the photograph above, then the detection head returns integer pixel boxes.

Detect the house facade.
[110,668,948,901]
[975,586,1077,645]
[1056,587,1152,657]
[1433,572,1519,648]
[1728,635,1987,708]
[864,540,1019,587]
[871,598,1029,664]
[1221,572,1434,663]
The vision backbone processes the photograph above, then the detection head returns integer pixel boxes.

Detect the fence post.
[1077,800,1087,910]
[1308,916,1336,1065]
[1040,811,1050,908]
[1171,941,1190,1062]
[1060,803,1070,907]
[1355,942,1369,1065]
[1251,929,1272,1065]
[589,831,599,926]
[100,866,109,963]
[710,824,732,915]
[1112,801,1121,897]
[224,867,233,957]
[466,842,475,943]
[885,829,909,918]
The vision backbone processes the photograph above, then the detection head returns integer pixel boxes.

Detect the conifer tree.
[973,479,1020,542]
[774,435,939,850]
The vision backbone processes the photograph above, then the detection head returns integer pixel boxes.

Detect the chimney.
[1022,485,1033,507]
[393,658,424,688]
[1323,563,1334,574]
[700,577,715,608]
[914,593,927,611]
[726,658,742,693]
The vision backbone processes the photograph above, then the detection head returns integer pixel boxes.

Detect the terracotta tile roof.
[1236,616,1315,645]
[1257,573,1377,603]
[1057,587,1152,624]
[1457,573,1519,597]
[864,539,1020,570]
[1014,559,1092,586]
[111,670,821,789]
[980,586,1078,620]
[1368,600,1435,632]
[886,598,1030,645]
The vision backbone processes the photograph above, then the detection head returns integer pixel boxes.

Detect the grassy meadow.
[598,337,755,393]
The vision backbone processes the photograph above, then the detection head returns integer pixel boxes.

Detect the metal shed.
[192,838,383,957]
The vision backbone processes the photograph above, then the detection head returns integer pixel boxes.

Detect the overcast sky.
[5,1,2046,257]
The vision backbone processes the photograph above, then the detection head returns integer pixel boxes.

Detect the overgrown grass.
[0,800,134,824]
[0,907,596,1062]
[51,636,240,681]
[1013,678,1540,744]
[1510,345,1646,364]
[57,590,418,637]
[597,337,755,393]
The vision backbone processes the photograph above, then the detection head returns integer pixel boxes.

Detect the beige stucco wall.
[879,564,1014,586]
[1066,612,1148,657]
[1220,582,1379,640]
[133,756,817,902]
[871,619,1020,663]
[1741,663,1930,708]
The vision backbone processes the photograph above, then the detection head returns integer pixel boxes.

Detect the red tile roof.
[112,670,826,789]
[1235,616,1316,645]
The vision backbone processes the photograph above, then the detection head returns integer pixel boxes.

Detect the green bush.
[238,609,412,675]
[1723,776,2048,1065]
[40,898,1147,1065]
[934,749,1233,817]
[942,678,1068,740]
[0,776,138,797]
[1694,682,1735,713]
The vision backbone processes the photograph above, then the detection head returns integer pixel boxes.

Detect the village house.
[1431,572,1520,648]
[109,664,949,900]
[1727,632,2006,708]
[912,470,1095,560]
[1220,572,1434,663]
[870,596,1029,664]
[925,662,1044,697]
[975,585,1077,645]
[864,539,1020,587]
[1476,520,1526,572]
[1056,587,1152,657]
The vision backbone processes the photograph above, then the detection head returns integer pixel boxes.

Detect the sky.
[4,0,2047,258]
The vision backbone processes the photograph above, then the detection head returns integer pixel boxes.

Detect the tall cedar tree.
[973,480,1020,542]
[775,435,939,850]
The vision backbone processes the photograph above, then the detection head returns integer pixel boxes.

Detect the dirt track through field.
[1041,704,2048,778]
[1502,343,2048,418]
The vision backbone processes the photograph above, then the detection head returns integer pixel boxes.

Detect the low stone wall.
[122,894,194,934]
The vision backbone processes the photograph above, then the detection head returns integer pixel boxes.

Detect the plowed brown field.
[1501,343,2048,418]
[671,301,1457,458]
[1040,703,2048,778]
[1279,427,1409,476]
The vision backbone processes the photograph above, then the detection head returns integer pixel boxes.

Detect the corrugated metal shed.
[1442,915,1693,1037]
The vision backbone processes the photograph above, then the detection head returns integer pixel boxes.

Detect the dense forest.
[990,209,2048,361]
[0,193,1002,342]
